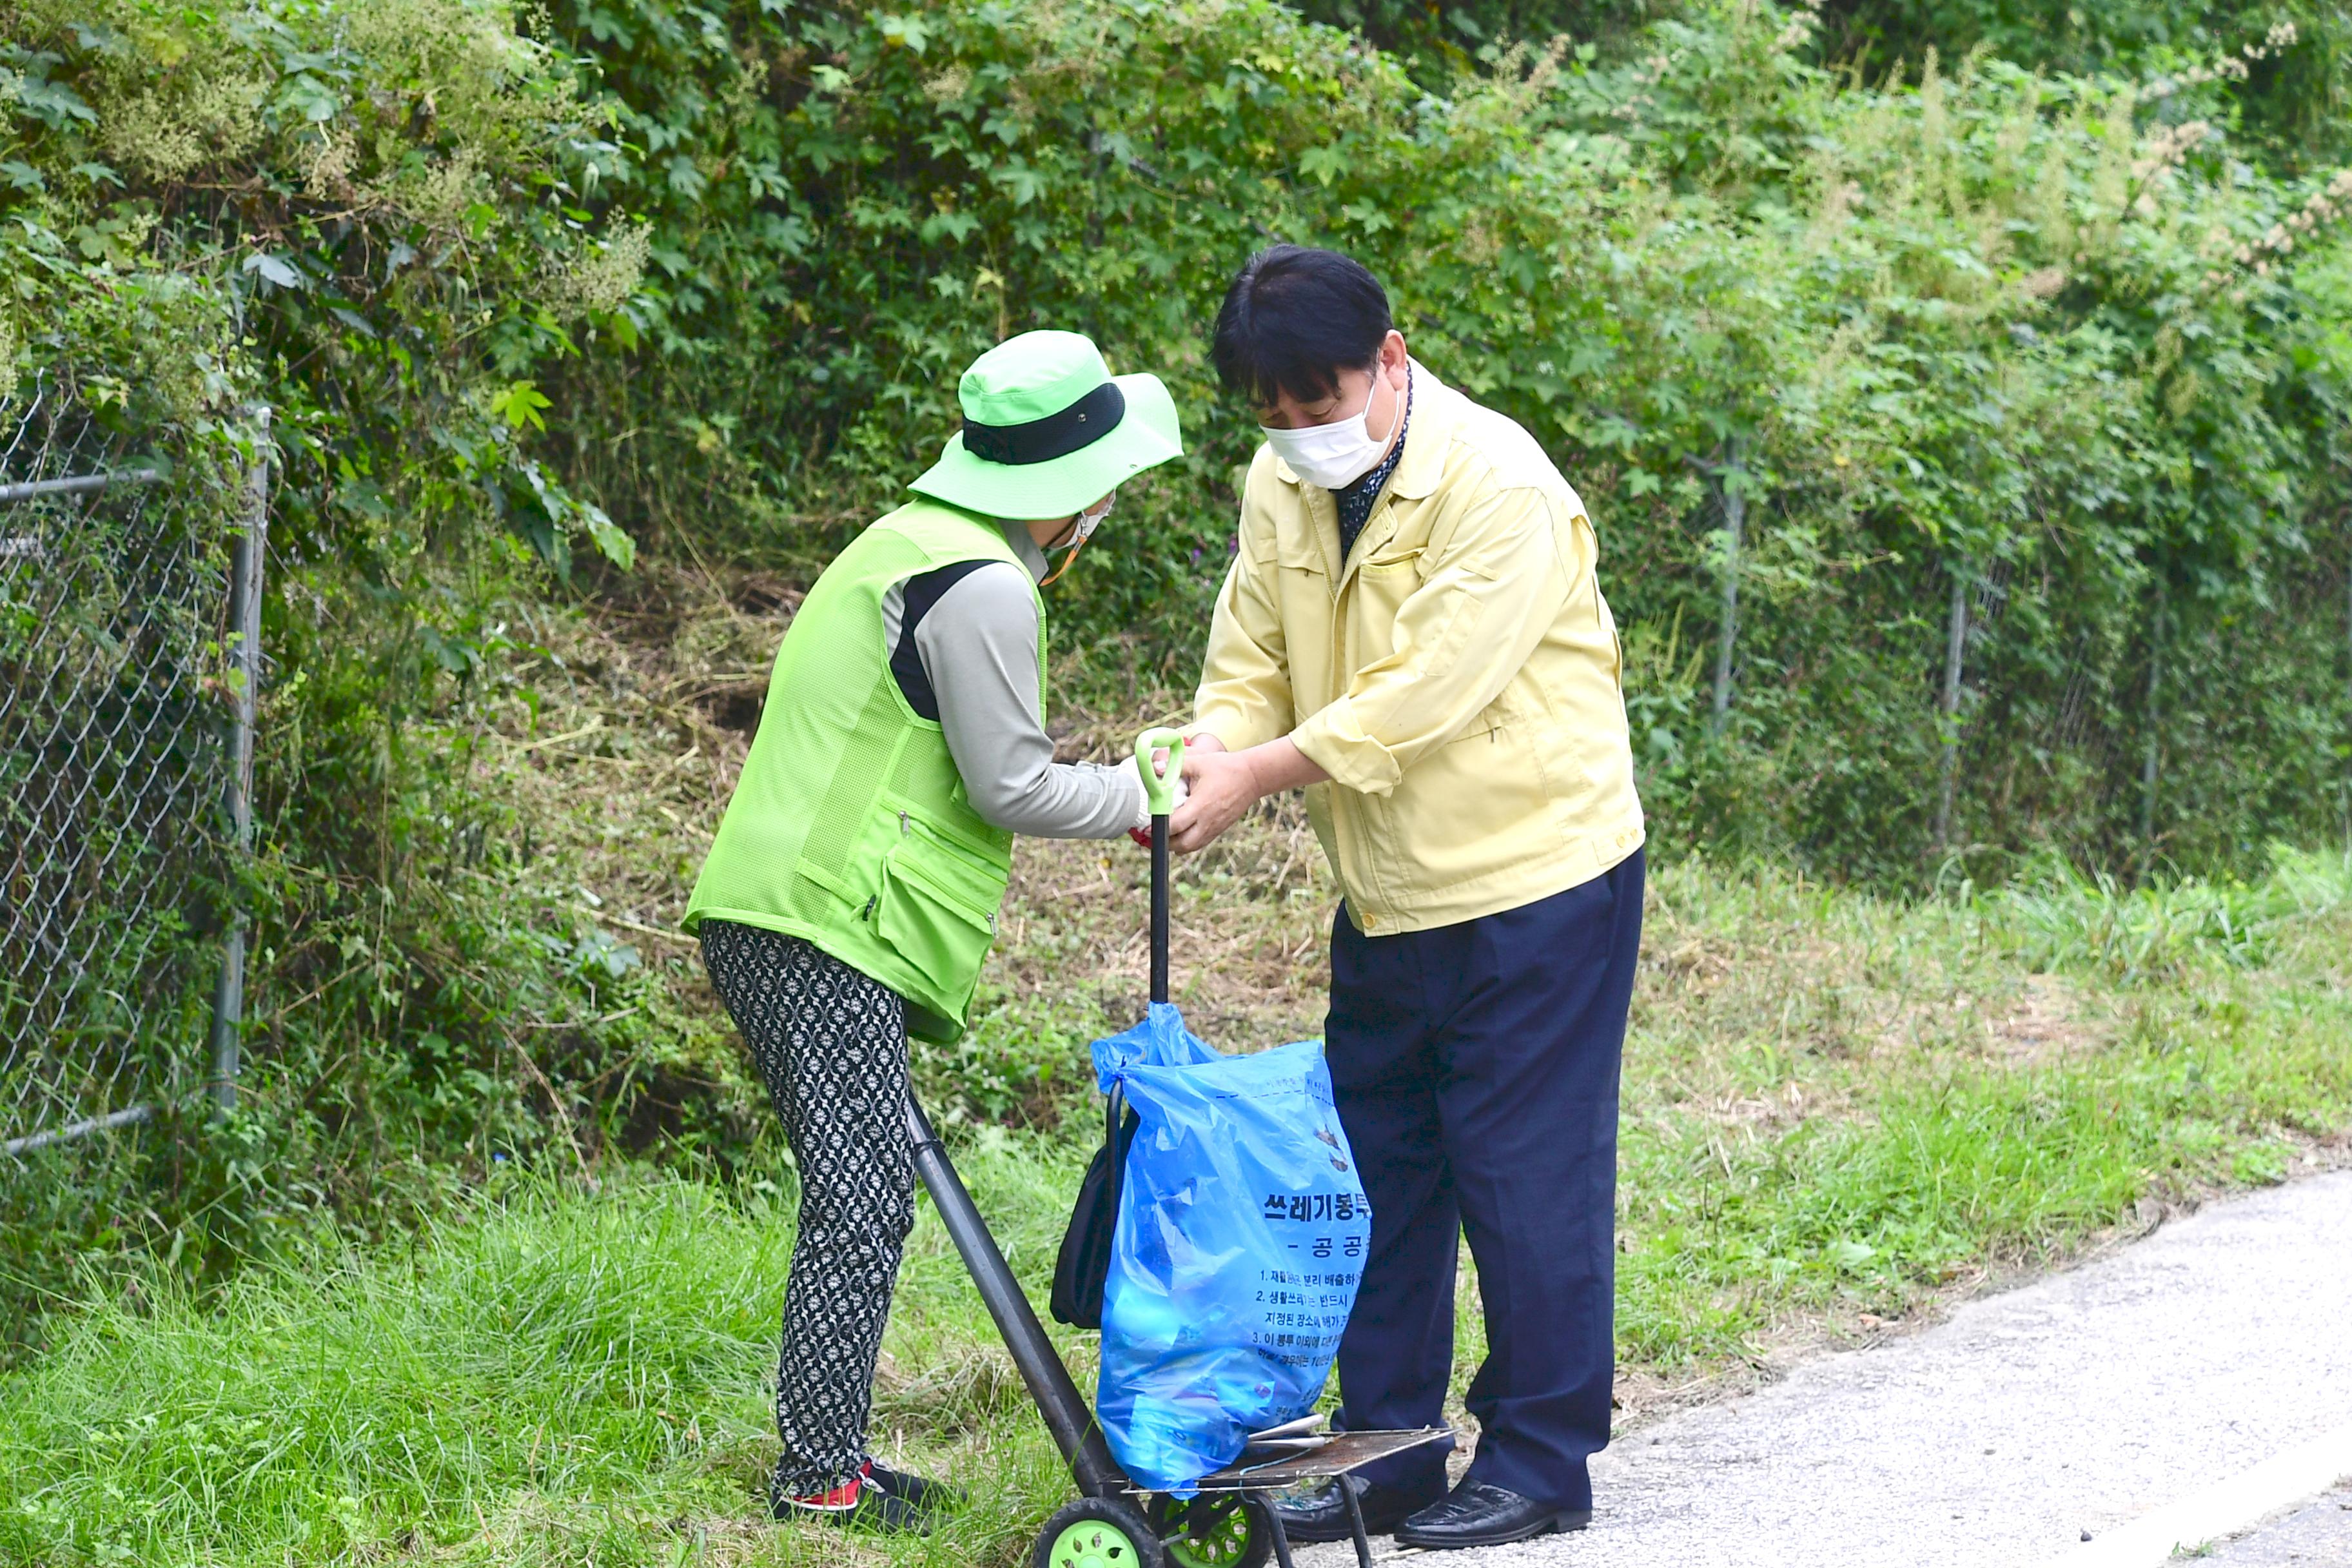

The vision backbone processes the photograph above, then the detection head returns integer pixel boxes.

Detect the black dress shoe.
[1271,1474,1443,1543]
[863,1460,961,1518]
[1394,1479,1591,1549]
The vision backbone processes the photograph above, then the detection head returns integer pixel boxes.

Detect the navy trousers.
[1326,847,1644,1513]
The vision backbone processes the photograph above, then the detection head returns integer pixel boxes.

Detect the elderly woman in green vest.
[683,331,1182,1533]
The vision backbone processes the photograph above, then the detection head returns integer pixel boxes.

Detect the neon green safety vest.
[684,500,1041,1041]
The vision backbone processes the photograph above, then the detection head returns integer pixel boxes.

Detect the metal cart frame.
[905,729,1447,1568]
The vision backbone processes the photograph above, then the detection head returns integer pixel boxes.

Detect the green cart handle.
[1133,727,1186,818]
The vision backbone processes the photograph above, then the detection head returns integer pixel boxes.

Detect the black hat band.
[963,380,1126,466]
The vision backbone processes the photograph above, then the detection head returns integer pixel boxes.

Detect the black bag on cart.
[1049,1106,1135,1329]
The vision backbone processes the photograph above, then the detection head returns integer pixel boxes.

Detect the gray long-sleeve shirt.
[879,524,1146,839]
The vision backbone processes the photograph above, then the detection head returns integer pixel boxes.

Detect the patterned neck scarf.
[1333,366,1413,562]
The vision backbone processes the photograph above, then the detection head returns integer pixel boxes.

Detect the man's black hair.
[1211,245,1393,408]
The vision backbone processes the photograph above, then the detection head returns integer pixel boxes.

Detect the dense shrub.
[1,0,679,1343]
[4,0,2350,1340]
[537,0,2352,876]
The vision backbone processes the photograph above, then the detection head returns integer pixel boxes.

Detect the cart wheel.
[1147,1493,1271,1568]
[1034,1496,1167,1568]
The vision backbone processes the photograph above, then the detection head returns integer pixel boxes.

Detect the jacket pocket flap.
[1275,520,1330,573]
[1357,545,1426,576]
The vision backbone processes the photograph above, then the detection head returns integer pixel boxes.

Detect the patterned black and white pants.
[698,920,916,1503]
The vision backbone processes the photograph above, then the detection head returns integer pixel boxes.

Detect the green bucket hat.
[909,330,1183,518]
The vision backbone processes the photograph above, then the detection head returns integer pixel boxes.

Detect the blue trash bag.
[1088,1003,1372,1495]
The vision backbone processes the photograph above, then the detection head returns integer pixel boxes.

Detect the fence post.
[2139,573,2168,849]
[1932,560,1969,852]
[208,411,268,1115]
[1709,438,1744,735]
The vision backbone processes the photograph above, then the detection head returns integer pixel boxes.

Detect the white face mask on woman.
[1260,365,1392,489]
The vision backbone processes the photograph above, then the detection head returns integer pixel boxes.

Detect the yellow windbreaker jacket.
[1192,366,1644,936]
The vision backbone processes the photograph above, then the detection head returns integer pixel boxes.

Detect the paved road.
[1300,1169,2352,1568]
[2203,1484,2352,1565]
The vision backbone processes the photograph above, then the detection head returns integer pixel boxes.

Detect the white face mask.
[1070,493,1113,544]
[1261,366,1391,490]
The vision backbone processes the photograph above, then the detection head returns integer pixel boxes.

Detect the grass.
[5,569,2349,1565]
[1607,845,2352,1379]
[0,1168,1086,1567]
[6,846,2347,1566]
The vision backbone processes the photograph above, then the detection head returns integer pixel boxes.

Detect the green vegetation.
[5,0,2352,1553]
[6,839,2347,1565]
[12,0,2352,883]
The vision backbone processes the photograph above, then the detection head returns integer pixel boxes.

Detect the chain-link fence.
[1694,456,2352,871]
[1,377,267,1155]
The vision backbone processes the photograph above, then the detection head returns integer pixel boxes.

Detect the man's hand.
[1170,735,1328,854]
[1170,748,1260,854]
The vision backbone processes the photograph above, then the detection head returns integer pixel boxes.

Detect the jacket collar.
[1386,361,1451,500]
[1348,364,1452,583]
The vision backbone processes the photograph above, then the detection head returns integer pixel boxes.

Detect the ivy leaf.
[274,72,342,124]
[491,380,553,432]
[992,160,1046,207]
[876,13,932,54]
[580,503,637,571]
[1299,143,1349,188]
[919,210,981,244]
[10,77,97,130]
[242,252,306,291]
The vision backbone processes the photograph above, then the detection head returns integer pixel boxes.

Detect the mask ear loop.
[1038,534,1088,588]
[1039,498,1108,587]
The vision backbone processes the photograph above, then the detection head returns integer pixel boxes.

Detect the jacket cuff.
[1290,701,1403,796]
[1191,703,1282,755]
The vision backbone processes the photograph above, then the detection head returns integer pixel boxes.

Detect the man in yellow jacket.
[1173,246,1645,1551]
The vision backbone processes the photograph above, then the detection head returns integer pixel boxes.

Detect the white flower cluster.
[1609,44,1687,121]
[2144,21,2298,100]
[2202,166,2352,291]
[2130,119,2210,183]
[1775,0,1825,55]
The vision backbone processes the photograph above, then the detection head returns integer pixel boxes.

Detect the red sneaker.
[771,1471,926,1534]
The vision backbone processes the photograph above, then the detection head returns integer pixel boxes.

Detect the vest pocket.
[795,859,862,908]
[893,800,1009,876]
[876,850,1000,992]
